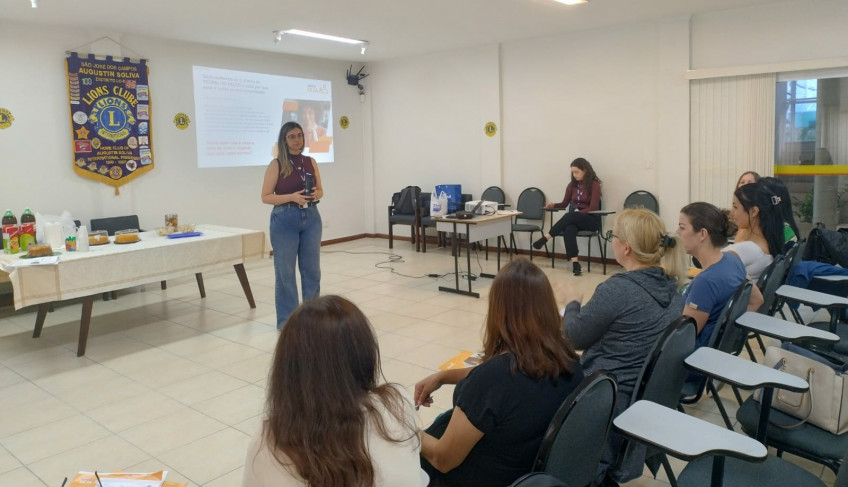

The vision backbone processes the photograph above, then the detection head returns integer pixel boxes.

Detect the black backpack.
[391,186,420,215]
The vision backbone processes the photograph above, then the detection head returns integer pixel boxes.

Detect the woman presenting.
[261,122,324,328]
[533,157,602,276]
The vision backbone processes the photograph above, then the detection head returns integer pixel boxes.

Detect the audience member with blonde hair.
[414,259,583,487]
[557,208,685,485]
[242,296,424,487]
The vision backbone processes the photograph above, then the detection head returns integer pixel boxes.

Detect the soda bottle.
[2,209,18,254]
[19,208,36,251]
[1,209,15,225]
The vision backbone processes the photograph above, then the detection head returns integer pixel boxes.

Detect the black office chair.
[510,188,547,260]
[610,316,697,484]
[481,186,509,257]
[531,370,617,487]
[679,280,753,429]
[509,473,568,487]
[387,187,421,251]
[573,200,610,274]
[623,190,659,214]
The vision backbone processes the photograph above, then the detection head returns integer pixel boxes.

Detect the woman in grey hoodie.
[558,209,686,486]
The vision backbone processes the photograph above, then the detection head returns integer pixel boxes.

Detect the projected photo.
[282,100,333,153]
[192,66,334,168]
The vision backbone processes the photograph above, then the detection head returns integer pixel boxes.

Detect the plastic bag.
[35,211,77,244]
[435,184,462,212]
[430,190,448,217]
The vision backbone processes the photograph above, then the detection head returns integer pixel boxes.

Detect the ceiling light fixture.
[273,29,369,54]
[554,0,588,4]
[30,0,37,8]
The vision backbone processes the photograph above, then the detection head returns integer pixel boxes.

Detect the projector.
[465,200,498,215]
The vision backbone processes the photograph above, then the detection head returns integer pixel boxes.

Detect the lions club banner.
[66,52,153,193]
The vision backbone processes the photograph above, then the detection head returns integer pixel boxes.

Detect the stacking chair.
[387,190,420,251]
[745,255,788,356]
[732,314,846,475]
[609,316,697,485]
[573,201,611,274]
[510,188,547,260]
[530,370,617,487]
[623,190,659,214]
[509,473,568,487]
[679,280,753,429]
[481,186,509,258]
[672,347,824,487]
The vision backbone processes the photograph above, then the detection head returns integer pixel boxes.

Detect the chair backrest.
[615,316,696,483]
[482,186,507,205]
[623,191,659,214]
[532,371,617,487]
[835,450,848,487]
[516,187,546,221]
[782,237,806,283]
[709,280,753,355]
[90,215,141,236]
[510,473,569,487]
[632,316,697,408]
[757,255,787,315]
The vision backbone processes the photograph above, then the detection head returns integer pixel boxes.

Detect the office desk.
[0,225,265,356]
[434,212,516,298]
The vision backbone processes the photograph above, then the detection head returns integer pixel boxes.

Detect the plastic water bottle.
[77,225,90,252]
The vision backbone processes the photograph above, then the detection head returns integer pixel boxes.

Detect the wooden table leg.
[77,295,94,357]
[233,264,256,308]
[195,272,206,298]
[33,303,49,338]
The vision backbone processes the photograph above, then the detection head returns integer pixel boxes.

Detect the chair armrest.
[588,210,616,216]
[614,400,767,462]
[776,284,848,309]
[684,348,808,392]
[543,207,565,213]
[812,275,848,283]
[735,311,839,344]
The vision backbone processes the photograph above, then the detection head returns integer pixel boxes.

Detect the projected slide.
[192,66,333,168]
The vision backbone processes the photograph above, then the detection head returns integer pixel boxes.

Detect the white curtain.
[690,73,776,208]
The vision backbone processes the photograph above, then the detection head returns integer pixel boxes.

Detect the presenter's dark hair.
[680,202,731,248]
[276,121,303,179]
[734,182,784,257]
[483,258,578,381]
[261,296,416,487]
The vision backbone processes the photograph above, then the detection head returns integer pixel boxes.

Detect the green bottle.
[20,208,36,251]
[2,209,18,253]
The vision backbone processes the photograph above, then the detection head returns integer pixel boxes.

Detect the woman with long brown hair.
[534,157,602,276]
[414,259,583,487]
[242,296,424,487]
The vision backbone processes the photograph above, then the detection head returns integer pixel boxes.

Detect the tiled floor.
[0,238,837,486]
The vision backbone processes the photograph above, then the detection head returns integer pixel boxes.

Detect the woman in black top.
[415,259,583,487]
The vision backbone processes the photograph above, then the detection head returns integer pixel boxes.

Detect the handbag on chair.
[754,344,848,434]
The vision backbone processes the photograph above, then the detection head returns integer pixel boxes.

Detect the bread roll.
[27,244,52,257]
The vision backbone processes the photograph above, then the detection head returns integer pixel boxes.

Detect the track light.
[273,30,283,44]
[361,43,369,55]
[31,0,37,8]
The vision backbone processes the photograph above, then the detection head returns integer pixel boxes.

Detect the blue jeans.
[270,204,322,328]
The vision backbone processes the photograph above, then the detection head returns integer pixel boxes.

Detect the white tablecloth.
[0,224,265,309]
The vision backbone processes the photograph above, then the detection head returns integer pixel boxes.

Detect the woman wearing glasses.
[261,122,324,328]
[557,208,686,485]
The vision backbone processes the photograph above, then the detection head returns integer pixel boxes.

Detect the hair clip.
[771,195,781,206]
[660,234,676,248]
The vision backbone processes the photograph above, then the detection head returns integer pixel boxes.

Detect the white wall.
[368,45,502,235]
[0,21,365,245]
[691,0,848,71]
